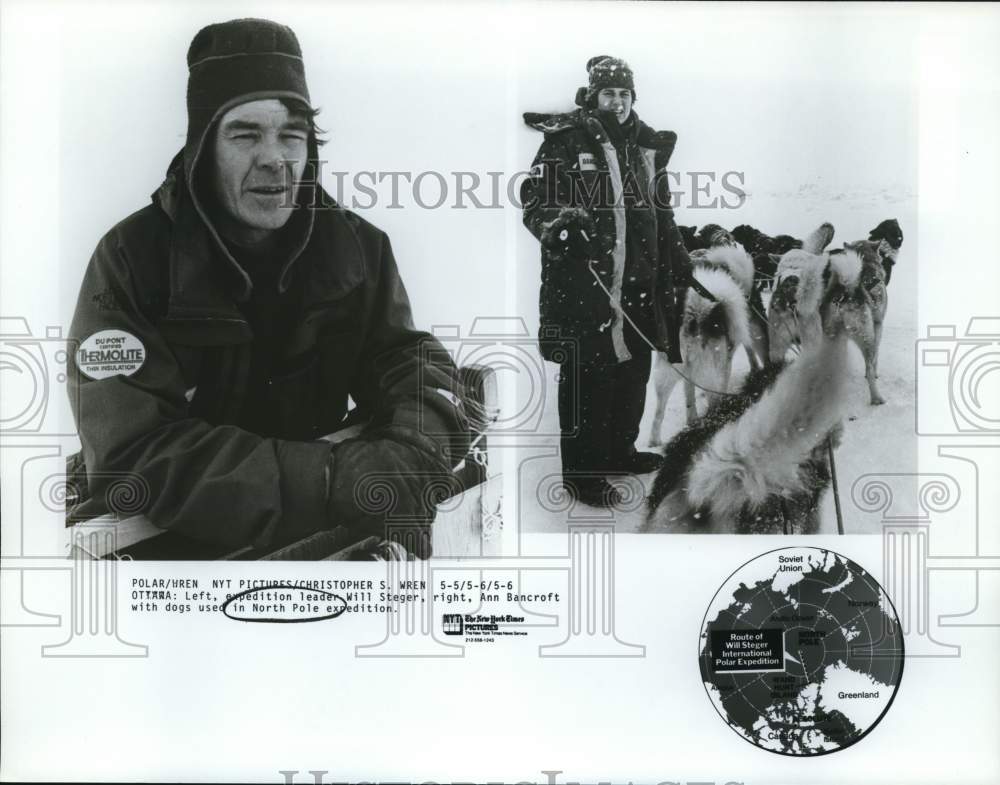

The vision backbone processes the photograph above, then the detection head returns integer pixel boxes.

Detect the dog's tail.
[826,246,864,291]
[681,267,750,398]
[802,222,835,253]
[699,243,755,295]
[684,330,850,521]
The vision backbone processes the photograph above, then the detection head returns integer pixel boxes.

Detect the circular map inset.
[699,547,903,756]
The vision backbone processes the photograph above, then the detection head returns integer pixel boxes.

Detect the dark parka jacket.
[521,108,692,364]
[67,155,469,555]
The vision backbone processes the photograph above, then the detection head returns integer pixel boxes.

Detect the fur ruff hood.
[523,108,677,157]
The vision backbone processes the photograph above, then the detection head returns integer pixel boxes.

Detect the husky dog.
[768,232,887,405]
[852,236,894,388]
[847,219,902,394]
[643,256,859,534]
[731,224,805,292]
[868,218,904,285]
[765,223,836,361]
[680,223,735,251]
[687,239,769,370]
[678,224,699,250]
[649,243,758,446]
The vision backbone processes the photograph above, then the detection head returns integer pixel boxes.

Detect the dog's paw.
[870,395,886,406]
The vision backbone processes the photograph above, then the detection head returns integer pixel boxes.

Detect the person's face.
[211,98,309,245]
[597,87,633,124]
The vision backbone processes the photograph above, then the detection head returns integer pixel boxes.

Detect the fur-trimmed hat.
[575,55,636,108]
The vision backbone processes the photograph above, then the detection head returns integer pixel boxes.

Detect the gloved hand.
[541,207,597,261]
[325,425,460,558]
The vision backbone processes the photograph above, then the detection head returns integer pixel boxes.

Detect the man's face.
[597,87,633,124]
[211,98,309,243]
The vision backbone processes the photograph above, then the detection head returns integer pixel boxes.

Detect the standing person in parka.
[521,55,692,507]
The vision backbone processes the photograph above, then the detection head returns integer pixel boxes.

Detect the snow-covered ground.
[516,192,919,535]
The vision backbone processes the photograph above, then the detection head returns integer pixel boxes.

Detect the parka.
[521,108,692,364]
[66,156,469,556]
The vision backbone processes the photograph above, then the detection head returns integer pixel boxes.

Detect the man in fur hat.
[522,55,692,507]
[66,18,469,557]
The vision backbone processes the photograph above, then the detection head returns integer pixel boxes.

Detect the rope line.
[587,260,742,397]
[828,435,845,535]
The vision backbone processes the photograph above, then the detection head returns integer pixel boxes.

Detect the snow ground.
[515,196,919,535]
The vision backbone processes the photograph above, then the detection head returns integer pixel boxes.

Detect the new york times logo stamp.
[443,612,529,643]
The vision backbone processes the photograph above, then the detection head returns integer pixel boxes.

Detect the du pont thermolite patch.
[75,329,146,380]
